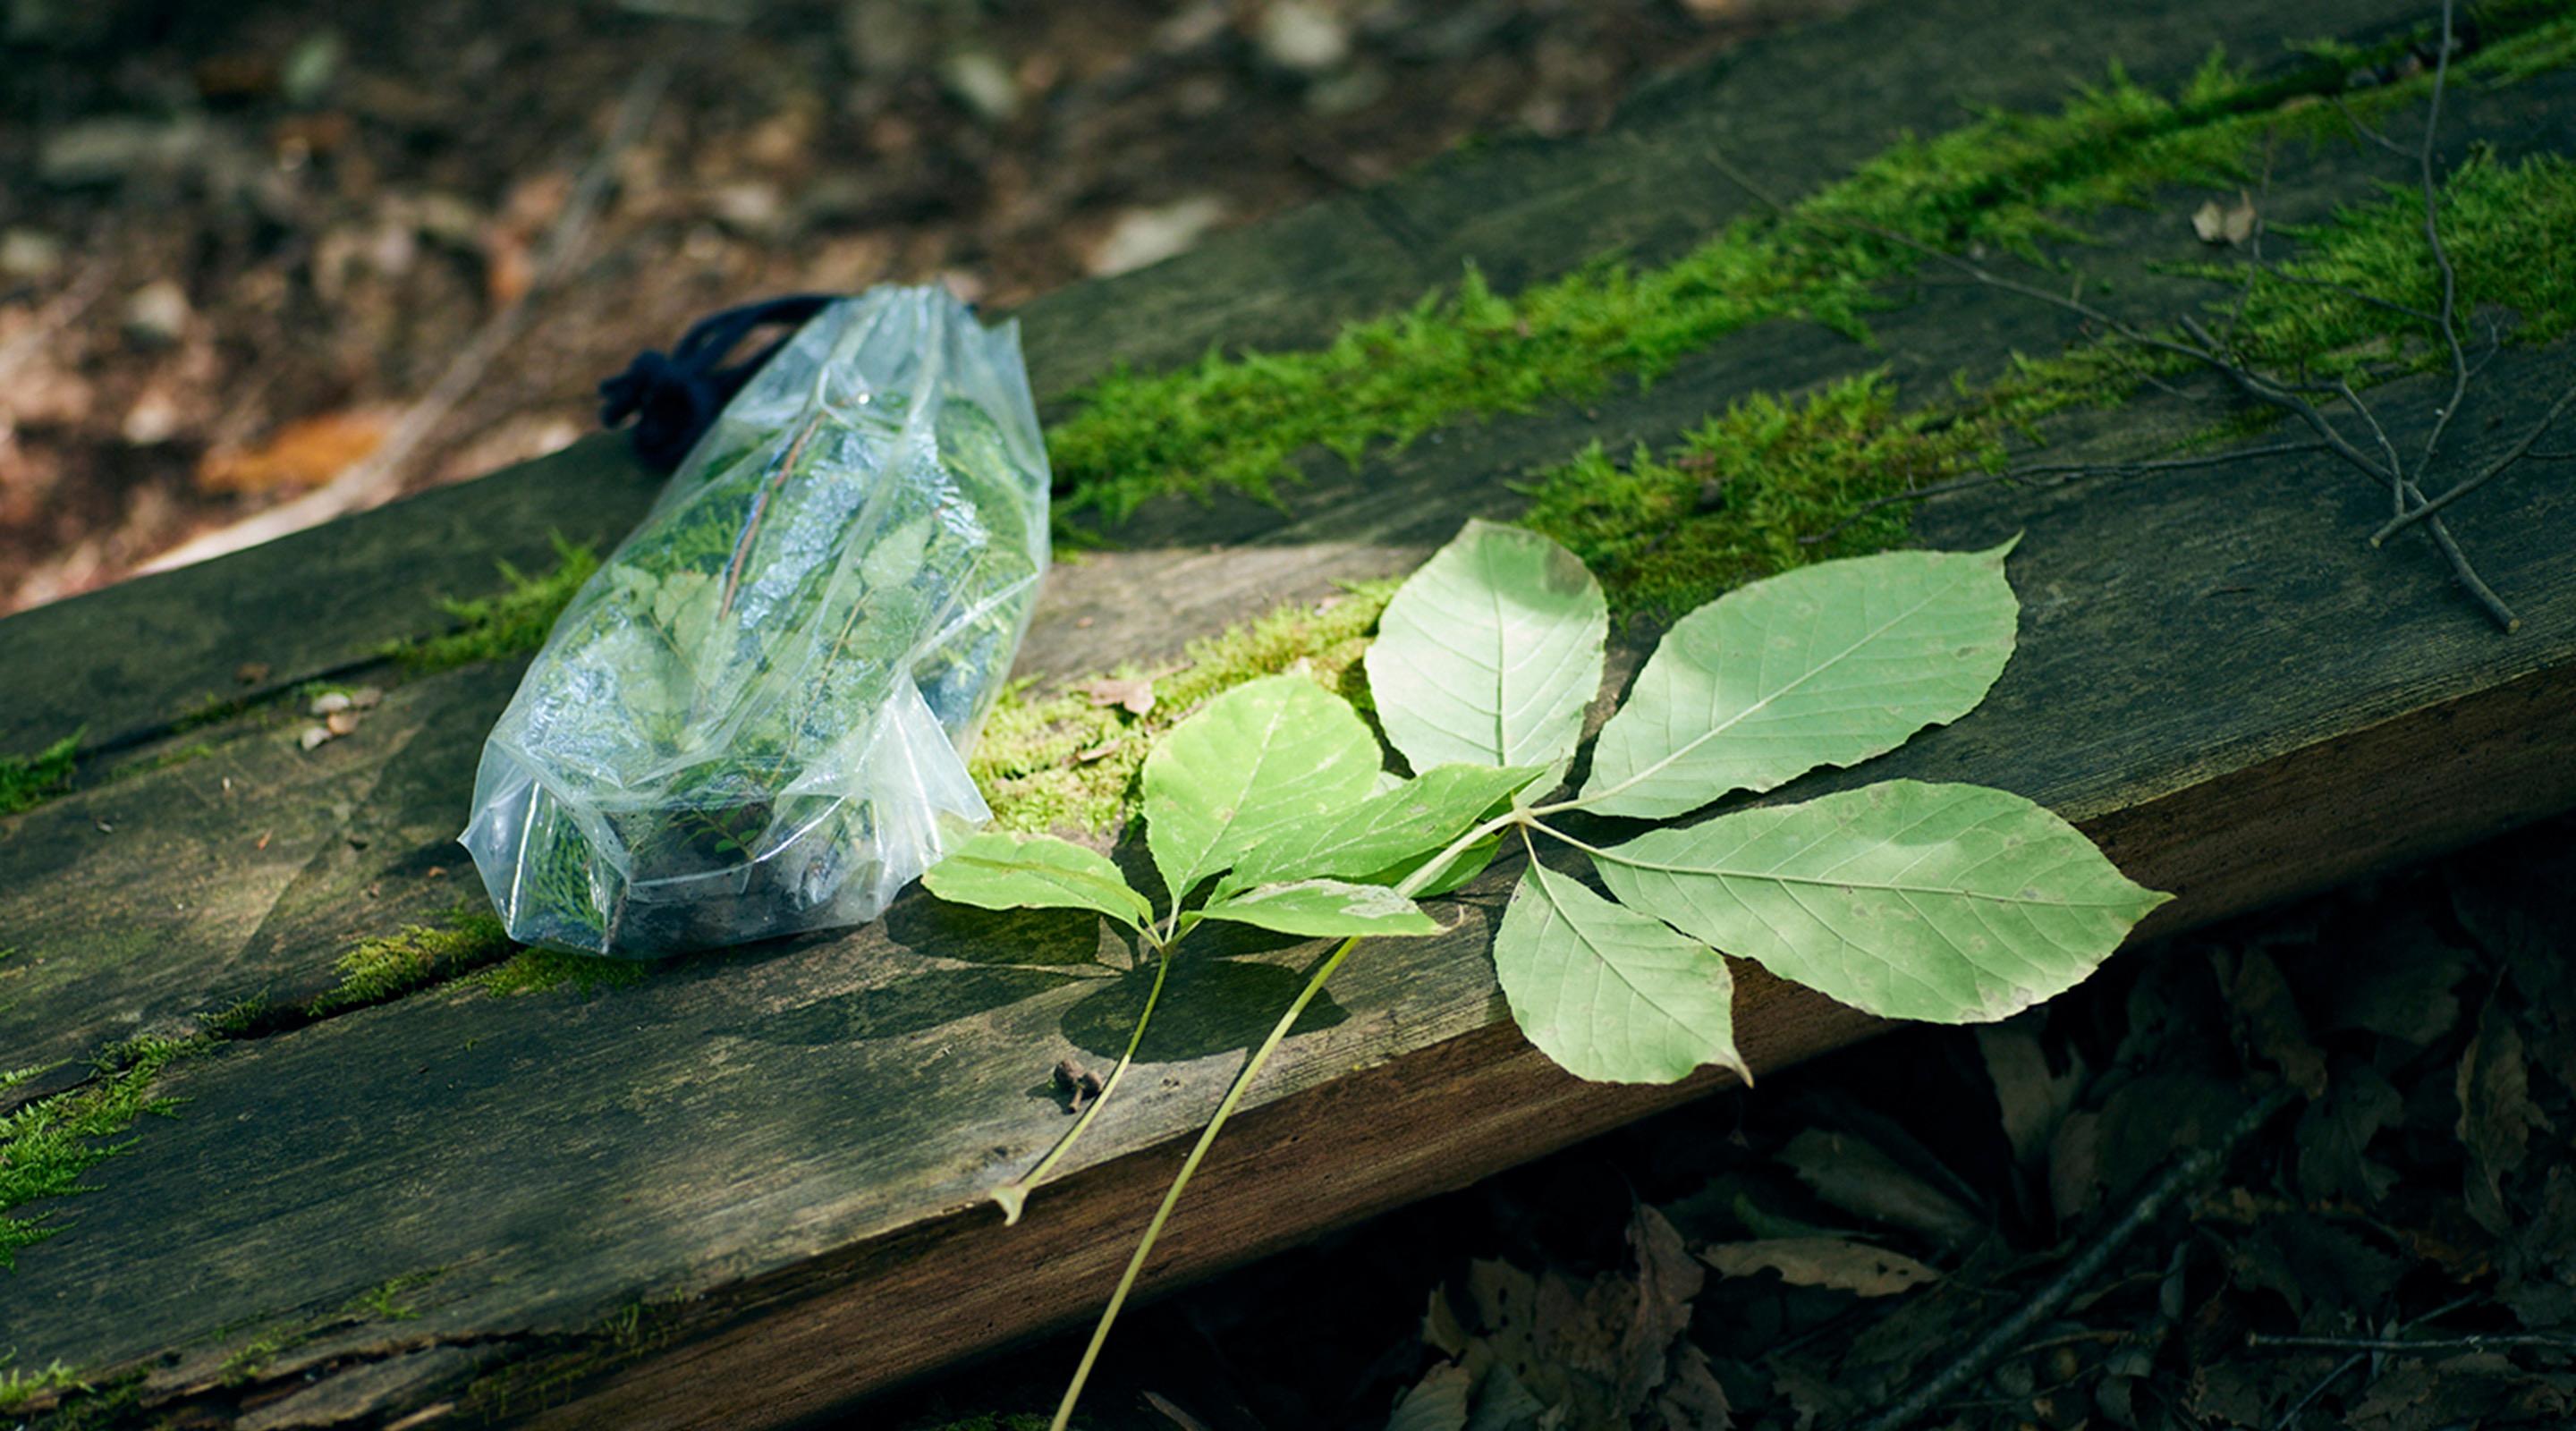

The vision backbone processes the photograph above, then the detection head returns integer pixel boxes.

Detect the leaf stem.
[992,933,1174,1226]
[1047,932,1363,1431]
[1047,800,1527,1427]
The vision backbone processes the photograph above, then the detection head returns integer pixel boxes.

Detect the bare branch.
[2374,379,2576,542]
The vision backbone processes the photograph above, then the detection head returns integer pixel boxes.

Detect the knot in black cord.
[599,294,836,473]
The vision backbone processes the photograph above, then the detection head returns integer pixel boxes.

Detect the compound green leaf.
[923,831,1153,930]
[1365,520,1606,776]
[1143,674,1384,903]
[1579,541,2019,819]
[1592,780,2171,1025]
[1225,763,1543,893]
[1199,879,1442,939]
[1492,857,1749,1086]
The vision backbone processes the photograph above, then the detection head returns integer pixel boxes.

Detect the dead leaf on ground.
[2458,1002,2554,1233]
[1777,1129,1982,1249]
[198,409,391,494]
[1082,675,1156,716]
[1700,1237,1939,1297]
[1977,1011,2087,1172]
[2192,191,2258,245]
[2296,1055,2405,1206]
[2214,944,2327,1097]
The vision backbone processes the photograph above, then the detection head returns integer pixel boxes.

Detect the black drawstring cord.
[598,293,837,473]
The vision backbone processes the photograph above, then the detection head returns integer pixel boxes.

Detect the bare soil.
[0,0,1840,610]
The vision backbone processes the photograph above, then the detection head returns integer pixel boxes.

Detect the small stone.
[301,725,334,750]
[1087,194,1226,277]
[121,385,183,445]
[349,686,384,709]
[326,711,360,737]
[0,228,64,280]
[123,278,193,347]
[1257,0,1352,73]
[938,50,1020,124]
[235,662,272,685]
[709,180,786,236]
[310,691,353,716]
[39,115,209,188]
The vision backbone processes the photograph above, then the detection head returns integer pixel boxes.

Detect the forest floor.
[0,0,1837,609]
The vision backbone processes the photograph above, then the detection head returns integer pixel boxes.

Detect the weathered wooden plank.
[5,2,2575,1427]
[0,441,654,758]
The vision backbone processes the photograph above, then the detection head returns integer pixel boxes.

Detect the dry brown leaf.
[2458,1003,2554,1233]
[2295,1057,2405,1206]
[1777,1129,1982,1249]
[2215,945,2327,1097]
[198,410,391,495]
[1082,675,1156,716]
[1699,1237,1939,1297]
[1616,1205,1702,1408]
[1976,1012,2087,1171]
[2191,191,2258,245]
[1653,1342,1733,1431]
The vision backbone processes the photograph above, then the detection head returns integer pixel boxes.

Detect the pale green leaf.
[1365,520,1606,775]
[1579,540,2020,819]
[1225,763,1542,892]
[1492,858,1749,1086]
[923,831,1152,929]
[1199,879,1442,939]
[1142,674,1384,902]
[1592,780,2172,1025]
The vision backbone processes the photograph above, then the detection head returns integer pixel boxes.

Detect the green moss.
[343,1267,447,1321]
[972,585,1390,837]
[0,1036,195,1268]
[1519,140,2576,616]
[0,1359,85,1412]
[1045,8,2576,528]
[385,533,601,674]
[473,948,650,997]
[307,910,517,1017]
[0,732,78,817]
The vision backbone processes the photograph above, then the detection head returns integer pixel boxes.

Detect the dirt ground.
[0,0,1841,610]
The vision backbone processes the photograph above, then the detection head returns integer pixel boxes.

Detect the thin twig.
[1800,442,2329,544]
[2331,97,2411,156]
[1852,1087,2298,1431]
[141,60,671,573]
[2250,1333,2576,1355]
[2413,0,2470,485]
[2373,377,2576,542]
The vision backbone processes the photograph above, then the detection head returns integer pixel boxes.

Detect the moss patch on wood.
[1046,6,2576,528]
[0,732,78,817]
[970,582,1390,839]
[381,533,601,675]
[0,1036,194,1268]
[308,910,519,1017]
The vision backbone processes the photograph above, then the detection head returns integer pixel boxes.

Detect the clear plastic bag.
[460,286,1049,956]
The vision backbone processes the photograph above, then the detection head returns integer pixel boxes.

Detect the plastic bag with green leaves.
[461,286,1050,956]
